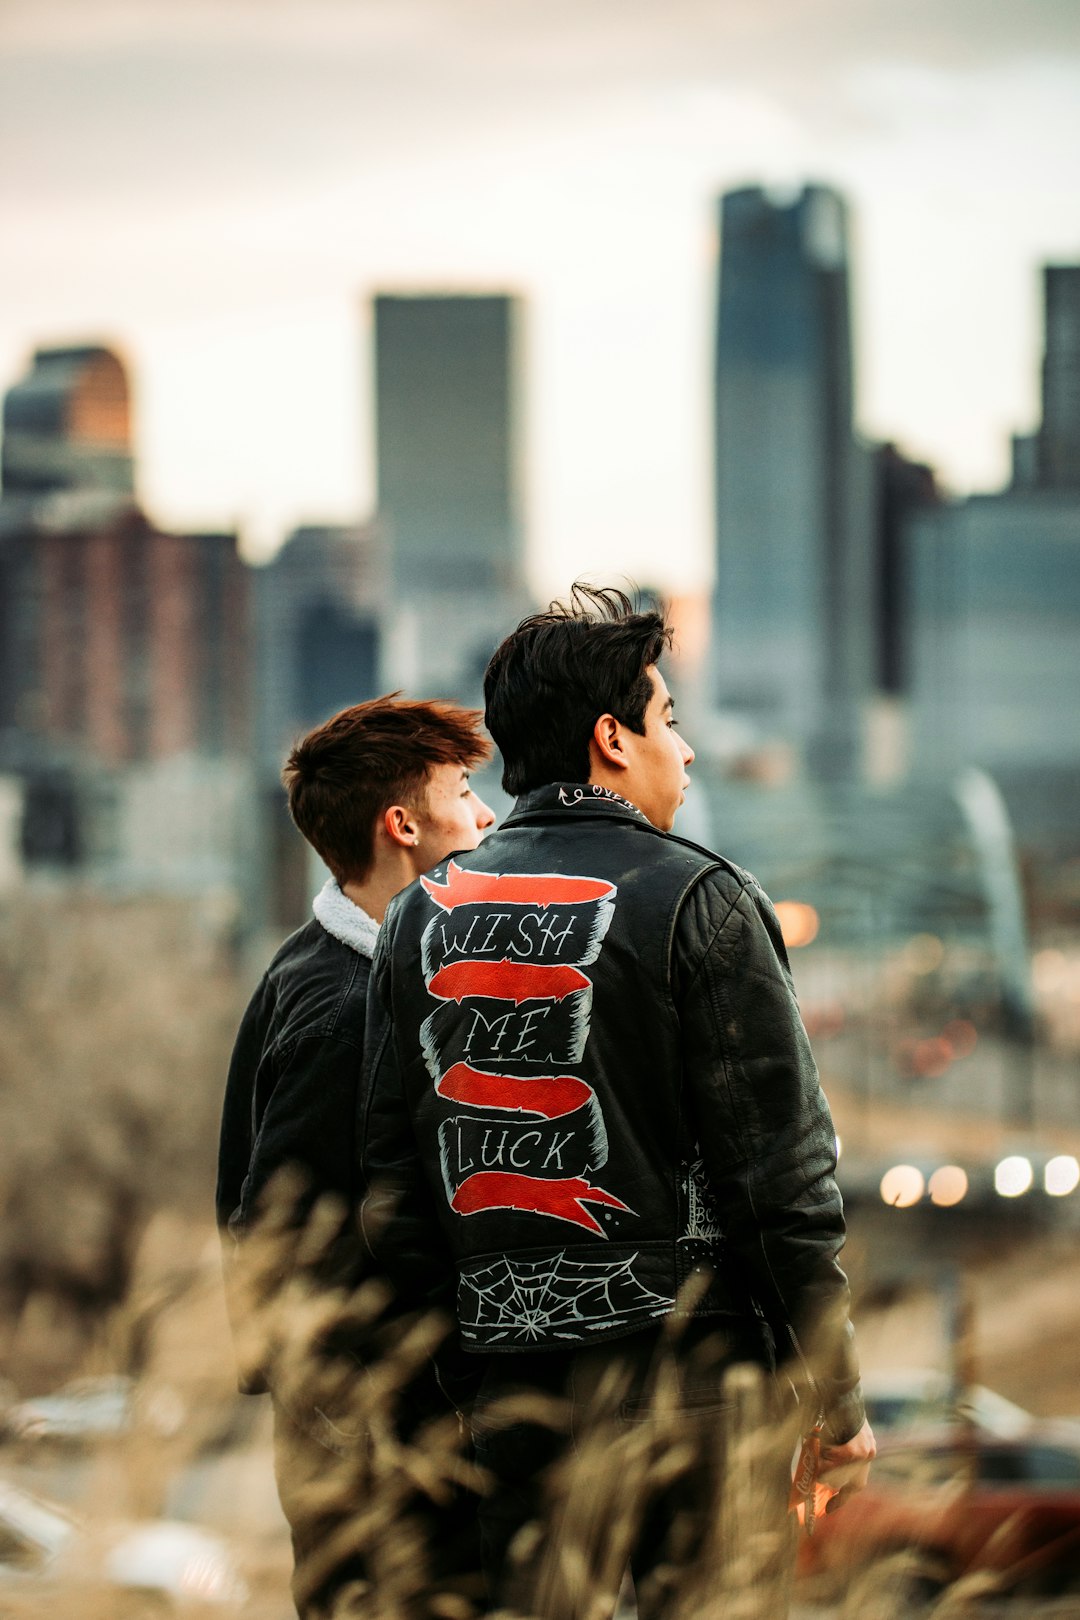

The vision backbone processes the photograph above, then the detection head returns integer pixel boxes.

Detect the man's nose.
[475,795,496,830]
[680,736,695,766]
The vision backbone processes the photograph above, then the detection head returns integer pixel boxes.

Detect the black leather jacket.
[360,784,864,1442]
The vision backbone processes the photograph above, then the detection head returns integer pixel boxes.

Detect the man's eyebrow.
[661,694,674,712]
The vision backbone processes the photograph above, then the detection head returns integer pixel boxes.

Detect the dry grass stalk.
[228,1183,806,1620]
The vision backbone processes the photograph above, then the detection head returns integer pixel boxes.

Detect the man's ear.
[383,803,420,849]
[591,713,628,772]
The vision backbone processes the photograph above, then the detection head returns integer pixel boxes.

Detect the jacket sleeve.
[218,959,370,1246]
[237,1030,367,1240]
[217,975,370,1393]
[358,910,457,1319]
[216,975,273,1236]
[673,869,865,1443]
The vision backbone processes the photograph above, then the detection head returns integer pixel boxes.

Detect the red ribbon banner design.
[428,960,590,1006]
[423,865,626,1236]
[436,1061,593,1120]
[451,1172,630,1234]
[422,861,614,913]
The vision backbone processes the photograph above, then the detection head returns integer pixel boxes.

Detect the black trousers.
[273,1382,485,1620]
[272,1397,368,1618]
[469,1320,795,1620]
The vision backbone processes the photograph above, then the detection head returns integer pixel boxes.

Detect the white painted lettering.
[542,1130,576,1171]
[508,1131,543,1169]
[481,1129,510,1167]
[507,912,540,958]
[538,914,577,953]
[478,912,511,953]
[511,1005,551,1056]
[463,1005,515,1056]
[440,916,478,956]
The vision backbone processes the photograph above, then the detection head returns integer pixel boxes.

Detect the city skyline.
[2,0,1079,595]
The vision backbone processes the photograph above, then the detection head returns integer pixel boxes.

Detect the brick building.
[1,346,249,772]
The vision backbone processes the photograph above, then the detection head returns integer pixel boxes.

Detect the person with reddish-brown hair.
[216,693,493,1616]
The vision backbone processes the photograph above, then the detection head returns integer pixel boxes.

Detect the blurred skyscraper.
[0,346,248,770]
[907,262,1080,863]
[0,345,251,891]
[1036,266,1080,490]
[910,493,1080,776]
[251,522,384,927]
[2,345,134,501]
[373,293,530,699]
[1,346,137,753]
[872,444,940,699]
[710,186,872,775]
[252,522,382,771]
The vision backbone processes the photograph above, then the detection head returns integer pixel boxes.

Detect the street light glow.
[774,901,820,948]
[1045,1155,1080,1197]
[880,1165,924,1208]
[994,1155,1033,1197]
[928,1165,968,1207]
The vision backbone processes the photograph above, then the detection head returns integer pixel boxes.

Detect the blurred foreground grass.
[2,1195,1080,1618]
[2,891,1080,1617]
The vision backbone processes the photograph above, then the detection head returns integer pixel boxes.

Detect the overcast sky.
[2,0,1078,593]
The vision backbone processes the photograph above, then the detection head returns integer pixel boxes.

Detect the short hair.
[282,695,491,884]
[483,583,673,796]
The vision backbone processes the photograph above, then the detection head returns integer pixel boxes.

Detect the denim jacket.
[217,882,376,1392]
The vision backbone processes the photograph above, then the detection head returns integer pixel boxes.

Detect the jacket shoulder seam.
[674,873,749,1000]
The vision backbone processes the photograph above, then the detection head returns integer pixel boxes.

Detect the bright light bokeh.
[928,1165,968,1207]
[880,1165,925,1208]
[994,1155,1034,1198]
[1045,1156,1080,1197]
[774,901,820,949]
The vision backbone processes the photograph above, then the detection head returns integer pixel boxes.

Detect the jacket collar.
[504,782,653,829]
[312,878,380,958]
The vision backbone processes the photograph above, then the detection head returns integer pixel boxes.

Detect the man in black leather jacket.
[360,587,874,1613]
[217,694,493,1615]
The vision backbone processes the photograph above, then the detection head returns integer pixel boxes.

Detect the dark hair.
[282,695,490,884]
[483,584,673,795]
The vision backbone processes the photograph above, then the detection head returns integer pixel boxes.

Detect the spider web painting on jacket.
[459,1251,673,1344]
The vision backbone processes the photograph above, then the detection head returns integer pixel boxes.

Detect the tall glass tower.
[373,294,529,699]
[711,185,871,772]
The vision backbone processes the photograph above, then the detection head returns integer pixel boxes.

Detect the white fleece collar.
[312,878,380,959]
